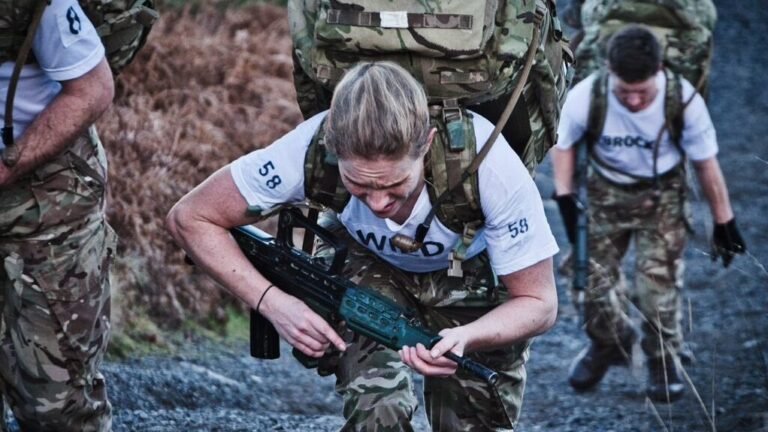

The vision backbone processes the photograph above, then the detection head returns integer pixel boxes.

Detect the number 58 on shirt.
[508,218,529,239]
[259,161,282,189]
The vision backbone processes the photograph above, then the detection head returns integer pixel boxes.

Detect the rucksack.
[0,0,158,165]
[573,0,716,97]
[79,0,159,74]
[289,0,572,265]
[289,0,572,170]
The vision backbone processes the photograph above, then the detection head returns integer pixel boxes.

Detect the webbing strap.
[585,70,609,148]
[439,70,490,85]
[326,10,473,29]
[412,4,546,247]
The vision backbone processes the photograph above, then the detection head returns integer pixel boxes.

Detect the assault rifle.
[573,140,590,307]
[231,207,499,386]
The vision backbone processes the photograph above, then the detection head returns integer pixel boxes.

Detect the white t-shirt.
[231,111,559,276]
[556,70,718,184]
[0,0,105,148]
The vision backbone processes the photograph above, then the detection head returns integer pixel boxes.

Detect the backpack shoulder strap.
[303,110,484,267]
[663,67,685,148]
[424,109,483,260]
[303,118,350,213]
[585,69,610,147]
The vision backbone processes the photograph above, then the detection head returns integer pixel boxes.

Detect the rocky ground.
[9,0,767,431]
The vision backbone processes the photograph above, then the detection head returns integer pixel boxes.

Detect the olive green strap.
[412,5,545,246]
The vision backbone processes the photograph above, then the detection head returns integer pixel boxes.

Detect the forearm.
[462,258,558,353]
[166,167,276,310]
[168,215,272,309]
[552,147,576,195]
[3,59,114,181]
[693,157,734,223]
[461,295,557,353]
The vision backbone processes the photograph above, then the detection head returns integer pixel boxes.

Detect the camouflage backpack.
[573,0,716,97]
[289,0,573,170]
[289,0,572,266]
[0,0,158,165]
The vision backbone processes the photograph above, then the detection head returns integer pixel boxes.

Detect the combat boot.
[569,333,635,391]
[646,356,685,403]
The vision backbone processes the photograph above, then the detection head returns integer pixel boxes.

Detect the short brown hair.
[324,62,430,161]
[607,25,662,83]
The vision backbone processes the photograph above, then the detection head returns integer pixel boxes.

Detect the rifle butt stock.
[250,308,280,359]
[573,139,590,293]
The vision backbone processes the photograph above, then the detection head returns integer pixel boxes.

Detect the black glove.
[553,193,578,244]
[712,218,746,268]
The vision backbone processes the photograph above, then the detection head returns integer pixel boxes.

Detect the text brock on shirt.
[599,135,654,150]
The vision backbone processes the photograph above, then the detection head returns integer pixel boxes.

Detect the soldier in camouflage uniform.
[168,62,560,431]
[551,26,745,403]
[0,1,116,430]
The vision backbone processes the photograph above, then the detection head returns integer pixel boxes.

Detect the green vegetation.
[101,0,301,344]
[107,311,172,360]
[107,307,251,360]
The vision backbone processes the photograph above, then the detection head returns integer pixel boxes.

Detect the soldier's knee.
[16,401,111,432]
[344,397,417,432]
[12,376,111,432]
[342,378,418,431]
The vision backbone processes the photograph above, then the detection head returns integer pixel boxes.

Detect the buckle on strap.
[447,223,481,278]
[442,99,462,124]
[442,99,465,152]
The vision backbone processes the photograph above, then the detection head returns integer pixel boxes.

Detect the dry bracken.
[97,3,303,330]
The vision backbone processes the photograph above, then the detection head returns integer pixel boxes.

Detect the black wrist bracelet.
[256,284,275,313]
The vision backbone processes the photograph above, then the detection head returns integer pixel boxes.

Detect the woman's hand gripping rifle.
[232,208,499,386]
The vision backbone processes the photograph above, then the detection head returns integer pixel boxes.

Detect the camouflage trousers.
[0,127,116,432]
[584,169,688,361]
[314,220,529,432]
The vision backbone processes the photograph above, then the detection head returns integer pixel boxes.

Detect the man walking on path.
[551,25,745,403]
